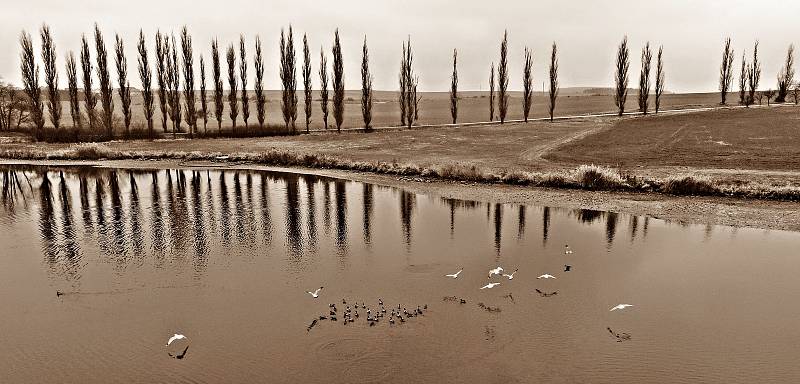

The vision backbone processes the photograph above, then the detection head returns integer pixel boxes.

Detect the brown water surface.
[1,164,799,383]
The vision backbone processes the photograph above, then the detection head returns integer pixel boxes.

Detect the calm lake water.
[1,164,799,383]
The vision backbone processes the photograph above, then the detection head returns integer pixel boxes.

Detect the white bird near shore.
[445,268,463,278]
[307,286,324,298]
[502,269,518,280]
[480,282,501,290]
[564,245,574,254]
[166,333,186,346]
[537,274,556,279]
[610,304,634,311]
[488,266,504,278]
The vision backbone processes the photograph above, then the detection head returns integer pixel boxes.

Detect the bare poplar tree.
[239,35,249,133]
[20,31,44,139]
[739,52,747,105]
[226,43,238,131]
[361,36,373,130]
[413,75,420,123]
[167,35,181,137]
[747,41,761,106]
[137,30,155,139]
[66,51,82,131]
[254,36,266,131]
[654,46,665,113]
[155,31,169,132]
[776,44,794,103]
[95,24,114,139]
[199,55,208,133]
[80,35,96,131]
[332,29,345,132]
[399,42,408,127]
[398,37,415,128]
[489,63,495,121]
[303,34,312,133]
[319,48,329,130]
[719,37,734,105]
[181,27,196,138]
[638,42,652,114]
[522,47,533,122]
[450,49,458,124]
[549,42,559,122]
[211,39,223,132]
[614,36,630,116]
[114,34,132,137]
[280,27,298,133]
[40,24,61,130]
[497,31,509,123]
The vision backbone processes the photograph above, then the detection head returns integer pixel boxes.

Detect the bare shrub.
[614,36,630,116]
[573,165,627,190]
[662,175,719,196]
[719,37,734,105]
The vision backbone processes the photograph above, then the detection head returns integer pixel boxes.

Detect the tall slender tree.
[137,30,155,139]
[450,49,458,124]
[166,35,182,137]
[399,42,408,127]
[280,27,298,133]
[361,36,373,130]
[199,55,208,133]
[638,42,652,114]
[522,47,533,122]
[80,35,96,132]
[114,34,132,137]
[239,35,249,133]
[488,63,495,121]
[303,34,313,133]
[211,39,223,132]
[226,44,239,131]
[776,44,795,103]
[95,24,114,138]
[654,46,665,114]
[155,31,169,132]
[181,27,196,138]
[40,24,61,130]
[319,47,330,130]
[399,37,415,128]
[614,36,630,116]
[739,52,747,105]
[548,42,559,121]
[719,37,735,105]
[66,51,82,131]
[412,75,419,123]
[20,31,44,140]
[497,31,509,123]
[254,36,266,131]
[747,41,761,106]
[332,29,345,132]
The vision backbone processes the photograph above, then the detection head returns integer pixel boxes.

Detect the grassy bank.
[3,142,799,201]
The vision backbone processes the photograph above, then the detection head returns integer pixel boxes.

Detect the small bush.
[662,175,720,196]
[70,143,111,160]
[573,164,628,190]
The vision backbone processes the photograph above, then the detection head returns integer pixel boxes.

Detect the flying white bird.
[537,274,556,279]
[306,286,324,298]
[502,269,518,280]
[480,282,501,290]
[445,269,463,278]
[564,245,574,254]
[166,333,186,346]
[488,266,504,278]
[609,304,634,311]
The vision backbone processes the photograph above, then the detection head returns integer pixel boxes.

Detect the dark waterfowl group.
[306,297,429,332]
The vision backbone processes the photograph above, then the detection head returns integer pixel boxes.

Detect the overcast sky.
[1,0,797,93]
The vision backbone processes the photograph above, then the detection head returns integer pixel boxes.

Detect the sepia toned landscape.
[2,1,800,383]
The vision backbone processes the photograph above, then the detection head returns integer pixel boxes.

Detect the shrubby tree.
[614,36,630,116]
[40,24,61,130]
[719,37,734,105]
[638,42,652,114]
[137,30,155,139]
[776,44,794,103]
[115,34,132,137]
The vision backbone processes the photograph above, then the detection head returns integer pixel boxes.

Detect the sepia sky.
[1,0,797,93]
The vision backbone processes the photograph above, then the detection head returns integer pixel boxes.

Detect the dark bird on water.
[307,319,318,332]
[564,265,572,272]
[169,345,190,359]
[535,289,558,297]
[56,291,64,297]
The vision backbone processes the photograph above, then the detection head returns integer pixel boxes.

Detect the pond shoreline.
[5,158,799,232]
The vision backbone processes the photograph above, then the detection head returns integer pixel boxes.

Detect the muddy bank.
[5,158,799,232]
